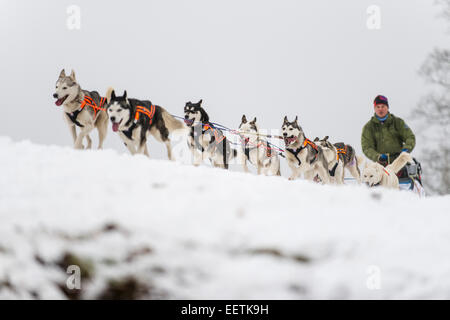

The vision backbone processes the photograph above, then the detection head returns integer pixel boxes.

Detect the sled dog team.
[53,69,413,189]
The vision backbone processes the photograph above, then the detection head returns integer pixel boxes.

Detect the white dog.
[362,152,413,189]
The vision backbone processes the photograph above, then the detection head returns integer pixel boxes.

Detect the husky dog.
[282,116,330,183]
[184,100,237,169]
[238,115,281,176]
[106,90,184,159]
[53,69,110,149]
[362,152,413,189]
[314,136,363,184]
[313,136,345,184]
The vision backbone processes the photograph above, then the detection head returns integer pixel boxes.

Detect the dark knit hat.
[374,95,389,107]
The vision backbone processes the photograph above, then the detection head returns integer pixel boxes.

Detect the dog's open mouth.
[284,136,297,145]
[184,118,194,126]
[55,95,68,106]
[112,119,123,132]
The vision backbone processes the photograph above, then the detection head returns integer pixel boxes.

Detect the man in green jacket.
[361,95,415,168]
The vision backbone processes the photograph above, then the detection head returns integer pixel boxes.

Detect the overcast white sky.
[0,0,448,160]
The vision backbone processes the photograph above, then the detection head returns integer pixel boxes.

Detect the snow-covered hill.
[0,136,449,299]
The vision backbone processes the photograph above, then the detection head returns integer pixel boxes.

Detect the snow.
[0,136,449,299]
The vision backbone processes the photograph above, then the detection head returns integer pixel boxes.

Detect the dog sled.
[398,158,426,197]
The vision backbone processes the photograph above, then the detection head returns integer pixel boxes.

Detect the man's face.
[374,104,389,118]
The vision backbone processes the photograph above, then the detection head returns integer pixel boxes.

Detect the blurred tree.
[412,0,450,195]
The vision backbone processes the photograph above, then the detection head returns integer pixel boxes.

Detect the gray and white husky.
[281,116,330,183]
[106,90,184,159]
[53,69,111,149]
[238,115,280,176]
[314,136,363,184]
[184,100,237,169]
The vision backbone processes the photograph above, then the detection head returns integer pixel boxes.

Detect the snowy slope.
[0,136,450,299]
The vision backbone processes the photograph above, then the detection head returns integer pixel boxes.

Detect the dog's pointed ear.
[59,69,66,78]
[241,115,247,123]
[69,69,76,81]
[283,116,288,123]
[123,90,127,99]
[111,90,116,100]
[294,115,298,123]
[314,137,319,142]
[324,135,329,141]
[251,117,257,123]
[198,99,203,105]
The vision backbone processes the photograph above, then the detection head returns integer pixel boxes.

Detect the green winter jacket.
[361,113,415,163]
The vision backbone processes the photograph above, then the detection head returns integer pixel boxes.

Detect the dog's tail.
[387,152,413,174]
[356,154,365,168]
[161,109,186,133]
[105,87,114,103]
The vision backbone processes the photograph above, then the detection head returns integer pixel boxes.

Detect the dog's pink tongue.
[112,123,119,132]
[55,99,63,106]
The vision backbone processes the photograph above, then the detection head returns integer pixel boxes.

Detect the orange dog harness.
[336,145,347,160]
[134,105,156,125]
[302,138,318,151]
[203,124,226,144]
[80,95,107,118]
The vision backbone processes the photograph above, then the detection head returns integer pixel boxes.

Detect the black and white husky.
[238,115,280,176]
[314,136,363,184]
[106,90,184,159]
[53,69,111,149]
[281,116,330,183]
[184,100,237,169]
